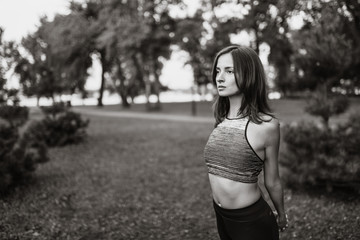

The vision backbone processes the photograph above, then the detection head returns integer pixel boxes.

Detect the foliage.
[29,104,90,147]
[0,119,48,194]
[0,28,21,105]
[174,10,212,86]
[0,48,47,193]
[40,102,68,118]
[0,105,29,127]
[39,14,93,96]
[305,94,349,125]
[266,0,298,96]
[282,113,360,193]
[291,1,353,91]
[13,31,63,101]
[0,88,20,106]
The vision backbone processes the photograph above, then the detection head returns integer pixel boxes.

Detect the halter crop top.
[204,117,264,183]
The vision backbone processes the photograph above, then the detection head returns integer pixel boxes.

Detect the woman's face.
[215,52,240,97]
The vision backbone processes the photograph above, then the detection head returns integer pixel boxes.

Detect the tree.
[39,14,93,97]
[292,1,352,126]
[69,0,176,109]
[336,0,360,93]
[66,0,110,107]
[265,0,298,96]
[93,0,148,108]
[175,10,209,84]
[0,28,22,105]
[131,0,176,111]
[96,0,176,110]
[13,30,63,103]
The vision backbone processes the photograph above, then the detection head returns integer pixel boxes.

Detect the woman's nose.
[216,72,225,83]
[216,77,224,83]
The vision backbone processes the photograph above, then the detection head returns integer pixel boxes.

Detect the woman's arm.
[263,119,288,231]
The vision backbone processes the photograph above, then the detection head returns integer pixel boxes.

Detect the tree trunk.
[119,91,130,108]
[132,55,144,82]
[98,52,107,107]
[115,58,130,108]
[133,54,151,111]
[152,60,161,111]
[191,85,197,116]
[144,75,151,111]
[51,94,55,105]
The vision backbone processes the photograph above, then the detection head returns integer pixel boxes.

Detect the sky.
[0,0,72,41]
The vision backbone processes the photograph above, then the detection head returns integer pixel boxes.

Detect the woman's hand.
[277,213,289,232]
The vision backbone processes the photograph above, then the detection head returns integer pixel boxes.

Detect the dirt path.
[73,107,214,124]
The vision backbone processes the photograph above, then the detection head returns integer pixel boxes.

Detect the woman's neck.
[227,94,243,118]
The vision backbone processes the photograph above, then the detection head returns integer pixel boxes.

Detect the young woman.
[204,45,288,240]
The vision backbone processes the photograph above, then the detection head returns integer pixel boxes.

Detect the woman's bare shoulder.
[259,114,279,125]
[258,114,280,136]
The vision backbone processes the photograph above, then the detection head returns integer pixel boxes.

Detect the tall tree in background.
[336,0,360,93]
[72,0,109,107]
[266,0,297,96]
[70,0,176,109]
[292,1,352,126]
[237,0,278,54]
[94,0,146,108]
[205,0,278,53]
[39,13,93,99]
[0,28,21,105]
[133,0,176,110]
[13,28,64,104]
[175,10,210,86]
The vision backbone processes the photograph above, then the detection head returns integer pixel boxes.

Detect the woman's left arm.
[263,119,288,231]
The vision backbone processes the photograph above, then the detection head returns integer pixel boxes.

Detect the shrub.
[0,121,49,194]
[40,102,67,117]
[0,105,29,127]
[29,104,89,147]
[281,113,360,193]
[305,94,349,125]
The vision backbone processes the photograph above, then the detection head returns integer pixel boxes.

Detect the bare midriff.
[209,173,261,209]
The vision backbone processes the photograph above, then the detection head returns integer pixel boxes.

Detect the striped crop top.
[204,117,264,183]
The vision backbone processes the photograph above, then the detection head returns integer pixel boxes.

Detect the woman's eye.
[226,70,233,74]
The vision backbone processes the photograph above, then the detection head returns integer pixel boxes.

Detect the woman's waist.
[209,173,261,209]
[213,196,272,222]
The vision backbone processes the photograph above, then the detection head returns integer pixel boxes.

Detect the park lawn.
[1,100,359,240]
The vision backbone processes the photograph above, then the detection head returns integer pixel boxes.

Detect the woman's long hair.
[212,45,274,126]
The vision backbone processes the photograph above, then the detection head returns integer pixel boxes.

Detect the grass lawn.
[1,99,359,239]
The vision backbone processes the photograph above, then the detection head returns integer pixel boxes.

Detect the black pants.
[213,197,279,240]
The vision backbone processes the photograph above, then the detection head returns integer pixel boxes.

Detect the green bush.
[0,105,29,127]
[28,104,89,147]
[0,121,49,194]
[305,94,349,125]
[40,102,67,117]
[281,113,360,192]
